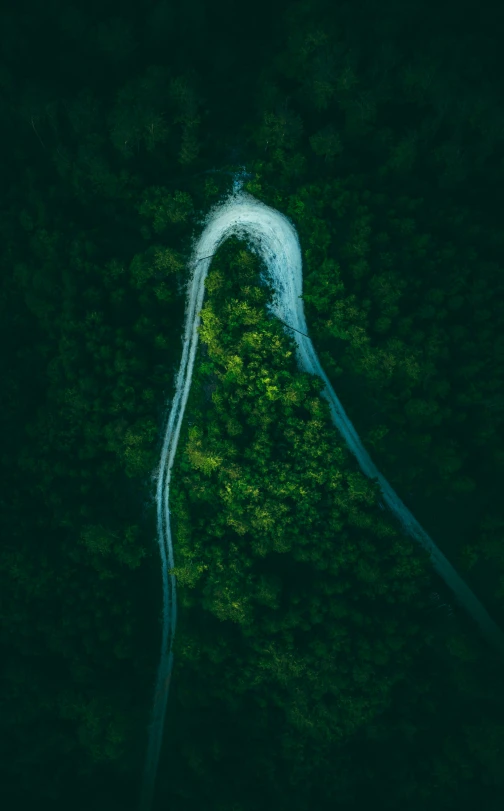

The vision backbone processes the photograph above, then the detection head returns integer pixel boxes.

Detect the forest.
[1,0,504,809]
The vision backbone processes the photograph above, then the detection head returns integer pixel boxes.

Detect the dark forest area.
[1,1,504,810]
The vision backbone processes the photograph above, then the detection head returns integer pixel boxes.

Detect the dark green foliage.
[1,1,504,810]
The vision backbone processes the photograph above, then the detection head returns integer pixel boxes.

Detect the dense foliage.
[1,1,504,810]
[164,239,504,811]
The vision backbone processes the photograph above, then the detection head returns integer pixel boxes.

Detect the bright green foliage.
[168,236,439,769]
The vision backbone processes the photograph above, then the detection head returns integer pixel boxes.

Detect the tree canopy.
[1,1,504,810]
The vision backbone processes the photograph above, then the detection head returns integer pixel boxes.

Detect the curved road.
[139,170,504,810]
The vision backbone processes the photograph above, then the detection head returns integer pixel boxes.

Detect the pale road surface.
[138,170,504,810]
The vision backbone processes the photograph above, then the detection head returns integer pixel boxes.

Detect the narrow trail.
[139,171,504,810]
